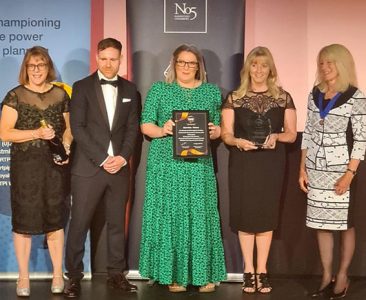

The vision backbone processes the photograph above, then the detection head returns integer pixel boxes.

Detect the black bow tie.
[100,78,118,87]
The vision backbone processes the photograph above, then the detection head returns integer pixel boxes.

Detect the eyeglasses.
[26,63,48,71]
[176,60,198,68]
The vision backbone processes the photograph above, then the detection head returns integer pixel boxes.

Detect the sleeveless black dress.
[223,89,295,233]
[2,85,70,235]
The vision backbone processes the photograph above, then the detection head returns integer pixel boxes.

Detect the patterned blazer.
[302,86,366,168]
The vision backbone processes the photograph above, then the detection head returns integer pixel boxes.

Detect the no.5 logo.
[174,3,197,20]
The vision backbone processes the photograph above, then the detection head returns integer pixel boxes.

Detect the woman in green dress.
[139,44,226,293]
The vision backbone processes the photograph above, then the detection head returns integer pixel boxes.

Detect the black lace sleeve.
[1,89,18,110]
[222,92,235,109]
[284,91,296,110]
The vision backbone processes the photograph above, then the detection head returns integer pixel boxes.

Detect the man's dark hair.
[97,38,122,52]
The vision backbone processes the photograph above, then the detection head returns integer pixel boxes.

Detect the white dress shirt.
[98,71,117,156]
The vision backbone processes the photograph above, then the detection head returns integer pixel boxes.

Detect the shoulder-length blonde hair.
[234,46,280,99]
[165,44,207,83]
[18,46,56,85]
[315,44,357,92]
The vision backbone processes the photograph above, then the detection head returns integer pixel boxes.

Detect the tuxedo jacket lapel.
[111,79,123,131]
[93,74,110,129]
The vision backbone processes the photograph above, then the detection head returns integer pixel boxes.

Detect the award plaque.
[247,114,272,146]
[173,110,210,158]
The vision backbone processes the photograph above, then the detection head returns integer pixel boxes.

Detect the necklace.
[182,86,194,102]
[178,78,197,88]
[318,91,341,125]
[178,80,198,101]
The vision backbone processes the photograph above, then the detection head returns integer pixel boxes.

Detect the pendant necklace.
[182,87,192,102]
[318,91,342,125]
[181,80,196,102]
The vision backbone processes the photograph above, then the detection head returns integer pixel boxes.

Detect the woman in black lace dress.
[0,46,72,296]
[221,47,296,293]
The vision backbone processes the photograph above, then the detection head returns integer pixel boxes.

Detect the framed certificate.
[173,110,210,158]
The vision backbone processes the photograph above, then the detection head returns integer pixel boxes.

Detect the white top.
[98,70,117,156]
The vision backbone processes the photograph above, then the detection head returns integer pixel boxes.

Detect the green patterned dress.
[139,81,226,286]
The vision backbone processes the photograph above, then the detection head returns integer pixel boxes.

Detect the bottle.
[40,119,69,163]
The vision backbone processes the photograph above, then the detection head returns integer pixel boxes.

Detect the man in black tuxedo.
[64,38,138,297]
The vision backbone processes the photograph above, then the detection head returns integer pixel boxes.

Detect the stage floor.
[1,275,366,300]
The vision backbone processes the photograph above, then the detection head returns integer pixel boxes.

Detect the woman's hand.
[208,122,220,140]
[161,119,175,137]
[334,172,353,195]
[37,125,55,140]
[236,138,258,151]
[53,142,71,165]
[299,168,309,193]
[262,133,278,149]
[63,143,71,155]
[54,158,69,165]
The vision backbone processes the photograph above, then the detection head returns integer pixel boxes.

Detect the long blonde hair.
[165,44,207,83]
[315,44,357,92]
[234,46,280,99]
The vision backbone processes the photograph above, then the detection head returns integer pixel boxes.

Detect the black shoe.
[242,272,256,294]
[107,273,137,292]
[63,279,81,298]
[256,273,272,294]
[329,280,349,300]
[309,280,334,298]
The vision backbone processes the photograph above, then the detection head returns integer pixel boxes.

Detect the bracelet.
[236,138,243,151]
[236,138,241,149]
[63,143,71,151]
[346,168,357,176]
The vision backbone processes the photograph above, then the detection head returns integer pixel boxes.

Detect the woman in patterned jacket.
[299,44,366,299]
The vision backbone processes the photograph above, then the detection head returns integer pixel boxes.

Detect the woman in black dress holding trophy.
[221,46,296,293]
[0,46,71,296]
